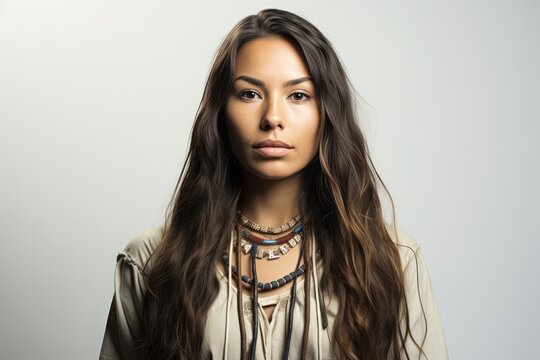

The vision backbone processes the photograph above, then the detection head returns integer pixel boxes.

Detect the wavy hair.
[140,8,426,360]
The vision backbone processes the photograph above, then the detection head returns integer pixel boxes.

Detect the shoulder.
[383,223,449,358]
[117,224,165,271]
[383,222,421,270]
[383,223,435,295]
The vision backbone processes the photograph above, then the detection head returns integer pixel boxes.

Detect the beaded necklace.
[221,252,310,291]
[241,224,303,245]
[236,225,303,260]
[238,210,301,235]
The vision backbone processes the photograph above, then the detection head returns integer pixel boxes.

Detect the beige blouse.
[99,224,449,359]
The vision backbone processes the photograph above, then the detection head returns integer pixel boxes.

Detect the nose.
[260,94,284,130]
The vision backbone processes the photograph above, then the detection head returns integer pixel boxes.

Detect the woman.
[100,8,448,360]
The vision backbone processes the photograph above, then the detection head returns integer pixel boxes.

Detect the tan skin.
[222,36,321,322]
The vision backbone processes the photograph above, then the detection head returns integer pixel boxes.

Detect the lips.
[253,139,293,149]
[253,139,293,158]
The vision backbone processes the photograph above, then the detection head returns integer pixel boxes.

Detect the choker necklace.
[238,210,301,235]
[241,224,303,245]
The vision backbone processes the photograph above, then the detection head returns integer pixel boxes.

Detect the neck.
[239,171,303,228]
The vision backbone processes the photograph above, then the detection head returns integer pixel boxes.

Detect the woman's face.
[225,36,321,181]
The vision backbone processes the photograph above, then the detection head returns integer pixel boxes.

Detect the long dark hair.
[140,8,425,359]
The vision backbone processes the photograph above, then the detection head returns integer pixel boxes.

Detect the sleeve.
[401,246,449,360]
[99,252,147,360]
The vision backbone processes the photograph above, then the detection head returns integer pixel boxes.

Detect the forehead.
[234,37,311,82]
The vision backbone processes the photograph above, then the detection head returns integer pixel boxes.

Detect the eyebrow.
[233,75,313,88]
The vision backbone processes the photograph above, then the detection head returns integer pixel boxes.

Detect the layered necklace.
[224,210,312,360]
[224,211,306,291]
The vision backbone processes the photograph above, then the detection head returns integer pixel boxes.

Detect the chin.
[246,165,303,182]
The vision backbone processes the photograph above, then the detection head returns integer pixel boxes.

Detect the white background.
[1,1,538,359]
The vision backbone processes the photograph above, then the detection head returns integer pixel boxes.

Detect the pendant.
[267,250,280,260]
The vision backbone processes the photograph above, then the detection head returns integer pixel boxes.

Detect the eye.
[290,92,311,102]
[239,90,260,100]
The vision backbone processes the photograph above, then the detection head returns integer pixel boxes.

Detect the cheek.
[226,119,249,148]
[225,101,239,138]
[225,105,250,160]
[305,112,321,156]
[225,118,238,144]
[226,101,248,136]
